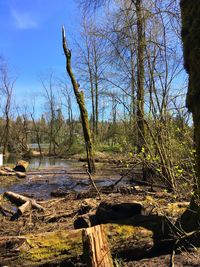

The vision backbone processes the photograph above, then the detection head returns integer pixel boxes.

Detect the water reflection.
[3,155,77,169]
[29,157,73,169]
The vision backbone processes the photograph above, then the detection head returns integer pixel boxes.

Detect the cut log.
[17,201,32,216]
[82,224,114,267]
[10,201,32,220]
[13,160,29,172]
[4,191,45,211]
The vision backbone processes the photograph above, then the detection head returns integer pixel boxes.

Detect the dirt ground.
[0,162,199,266]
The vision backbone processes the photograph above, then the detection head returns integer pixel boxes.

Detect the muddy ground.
[0,161,199,266]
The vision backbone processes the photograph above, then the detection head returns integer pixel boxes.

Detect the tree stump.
[82,224,114,267]
[13,160,29,172]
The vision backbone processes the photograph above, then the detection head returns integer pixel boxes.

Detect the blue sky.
[0,0,81,113]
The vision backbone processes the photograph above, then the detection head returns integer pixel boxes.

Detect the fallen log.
[0,222,159,266]
[96,201,144,223]
[0,166,27,178]
[0,170,8,176]
[3,167,15,172]
[74,201,145,229]
[4,191,45,211]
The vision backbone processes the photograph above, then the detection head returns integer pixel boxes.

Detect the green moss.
[166,202,188,217]
[20,230,82,263]
[106,224,153,245]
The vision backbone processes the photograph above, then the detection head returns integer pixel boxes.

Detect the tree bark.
[178,0,200,231]
[62,26,96,174]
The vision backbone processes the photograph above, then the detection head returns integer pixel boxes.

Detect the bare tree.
[30,104,43,158]
[41,73,57,155]
[0,61,16,155]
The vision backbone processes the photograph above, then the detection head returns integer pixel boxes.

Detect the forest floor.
[0,159,199,266]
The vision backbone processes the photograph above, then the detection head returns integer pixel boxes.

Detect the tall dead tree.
[62,26,96,174]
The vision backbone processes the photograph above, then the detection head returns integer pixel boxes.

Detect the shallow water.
[0,157,119,199]
[0,157,85,198]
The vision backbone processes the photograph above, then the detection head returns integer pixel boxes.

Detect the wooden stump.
[82,225,114,267]
[13,160,29,172]
[17,200,32,216]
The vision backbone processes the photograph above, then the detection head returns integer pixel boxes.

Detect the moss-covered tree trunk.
[62,26,96,174]
[179,0,200,231]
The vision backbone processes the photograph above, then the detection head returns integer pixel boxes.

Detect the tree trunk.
[135,0,146,151]
[3,116,10,155]
[94,45,99,137]
[178,0,200,231]
[62,26,96,174]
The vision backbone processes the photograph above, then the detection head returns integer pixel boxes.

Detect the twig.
[87,169,101,200]
[112,160,142,187]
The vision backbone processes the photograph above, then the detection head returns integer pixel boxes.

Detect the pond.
[0,156,120,199]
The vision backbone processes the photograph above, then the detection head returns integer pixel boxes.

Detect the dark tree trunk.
[178,0,200,231]
[181,0,200,196]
